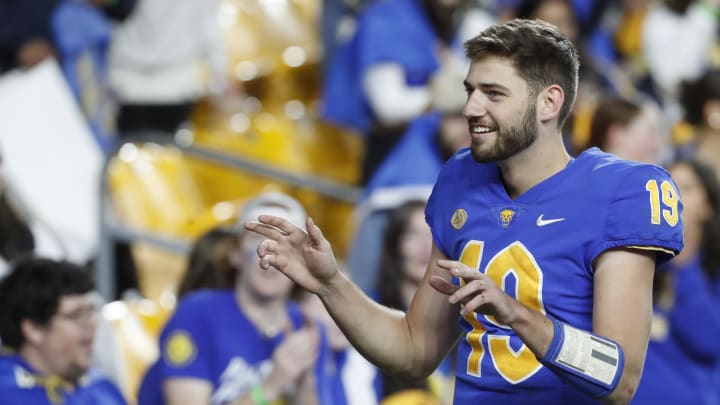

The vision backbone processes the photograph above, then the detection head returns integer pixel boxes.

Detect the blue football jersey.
[145,290,331,405]
[425,147,684,404]
[0,354,126,405]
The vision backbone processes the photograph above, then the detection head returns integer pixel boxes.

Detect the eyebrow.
[463,80,512,93]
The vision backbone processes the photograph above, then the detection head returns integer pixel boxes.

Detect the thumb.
[306,217,326,246]
[428,275,458,296]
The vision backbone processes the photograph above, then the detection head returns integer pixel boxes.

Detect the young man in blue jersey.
[0,257,126,404]
[245,19,684,405]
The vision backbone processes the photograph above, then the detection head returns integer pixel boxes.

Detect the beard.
[470,102,538,163]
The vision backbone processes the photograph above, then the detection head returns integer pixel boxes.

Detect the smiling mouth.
[471,125,496,134]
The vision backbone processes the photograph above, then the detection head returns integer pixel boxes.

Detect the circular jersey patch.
[451,209,468,230]
[165,330,196,366]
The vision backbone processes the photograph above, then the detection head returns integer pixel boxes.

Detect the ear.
[537,84,565,123]
[20,319,45,346]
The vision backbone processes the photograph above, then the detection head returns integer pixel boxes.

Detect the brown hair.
[587,97,642,150]
[464,18,580,127]
[177,227,237,299]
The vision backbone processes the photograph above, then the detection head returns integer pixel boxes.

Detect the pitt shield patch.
[500,208,516,228]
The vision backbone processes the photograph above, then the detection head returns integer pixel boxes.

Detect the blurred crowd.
[1,0,720,404]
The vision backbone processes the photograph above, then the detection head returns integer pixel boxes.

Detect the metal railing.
[96,132,362,301]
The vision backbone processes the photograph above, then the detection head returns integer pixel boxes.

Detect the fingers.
[460,293,488,316]
[449,279,486,305]
[244,214,307,237]
[428,275,459,296]
[436,259,483,280]
[244,220,287,241]
[429,274,488,316]
[260,255,289,274]
[305,217,325,246]
[258,239,278,257]
[278,328,320,368]
[259,214,301,234]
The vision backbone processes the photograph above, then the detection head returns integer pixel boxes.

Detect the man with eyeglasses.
[0,257,126,404]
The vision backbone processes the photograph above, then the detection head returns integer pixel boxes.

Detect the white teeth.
[472,126,494,134]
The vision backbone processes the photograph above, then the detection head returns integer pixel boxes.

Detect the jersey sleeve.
[425,151,465,258]
[158,296,212,381]
[588,164,684,266]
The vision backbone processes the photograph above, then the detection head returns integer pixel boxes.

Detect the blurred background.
[2,0,720,403]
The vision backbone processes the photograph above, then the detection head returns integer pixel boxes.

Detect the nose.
[463,90,487,119]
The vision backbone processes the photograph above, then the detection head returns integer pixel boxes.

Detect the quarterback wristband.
[251,385,269,405]
[540,319,625,398]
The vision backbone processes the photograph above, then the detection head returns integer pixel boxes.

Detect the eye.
[486,90,504,99]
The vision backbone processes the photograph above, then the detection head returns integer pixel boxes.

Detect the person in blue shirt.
[138,192,331,405]
[322,0,493,183]
[633,159,720,405]
[246,19,683,405]
[0,257,126,405]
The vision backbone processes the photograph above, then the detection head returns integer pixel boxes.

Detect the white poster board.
[0,59,103,264]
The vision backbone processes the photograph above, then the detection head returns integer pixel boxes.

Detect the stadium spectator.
[676,69,720,179]
[137,192,330,405]
[108,0,228,137]
[585,95,664,163]
[176,226,237,300]
[642,0,719,105]
[373,200,452,405]
[633,159,720,405]
[0,257,126,404]
[322,0,493,183]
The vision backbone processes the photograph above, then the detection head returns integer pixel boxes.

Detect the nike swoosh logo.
[536,214,565,226]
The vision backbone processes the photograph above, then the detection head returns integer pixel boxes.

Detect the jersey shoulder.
[575,147,672,189]
[576,149,683,262]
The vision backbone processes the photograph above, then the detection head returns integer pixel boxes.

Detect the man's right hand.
[244,216,340,297]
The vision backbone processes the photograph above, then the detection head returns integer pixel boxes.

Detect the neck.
[235,288,289,338]
[497,129,570,199]
[19,346,77,383]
